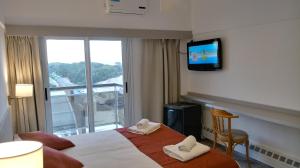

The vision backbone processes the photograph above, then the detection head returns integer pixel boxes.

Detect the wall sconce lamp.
[15,84,33,98]
[8,83,33,104]
[9,84,39,130]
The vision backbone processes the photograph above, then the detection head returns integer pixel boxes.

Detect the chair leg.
[245,139,250,162]
[227,141,233,157]
[231,143,236,157]
[213,132,217,149]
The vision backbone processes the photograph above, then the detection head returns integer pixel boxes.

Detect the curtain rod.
[6,25,192,39]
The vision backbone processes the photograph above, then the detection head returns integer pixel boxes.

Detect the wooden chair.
[210,108,250,162]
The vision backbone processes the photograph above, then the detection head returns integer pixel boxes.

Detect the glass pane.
[89,40,124,131]
[46,39,88,136]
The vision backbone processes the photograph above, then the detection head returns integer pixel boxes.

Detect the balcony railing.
[49,83,124,136]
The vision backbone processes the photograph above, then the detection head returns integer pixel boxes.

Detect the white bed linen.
[63,130,162,168]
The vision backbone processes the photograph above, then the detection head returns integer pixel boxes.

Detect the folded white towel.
[136,119,150,129]
[128,122,161,135]
[178,135,197,152]
[163,142,210,162]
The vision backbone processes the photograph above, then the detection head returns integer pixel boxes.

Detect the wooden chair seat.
[219,129,248,144]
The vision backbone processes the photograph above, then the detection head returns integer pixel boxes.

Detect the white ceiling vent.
[105,0,148,15]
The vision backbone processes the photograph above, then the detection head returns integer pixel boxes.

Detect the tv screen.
[187,38,222,71]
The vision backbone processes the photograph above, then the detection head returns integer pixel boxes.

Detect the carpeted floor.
[201,139,273,168]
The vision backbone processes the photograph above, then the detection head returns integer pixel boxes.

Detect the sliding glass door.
[42,38,125,136]
[89,40,124,131]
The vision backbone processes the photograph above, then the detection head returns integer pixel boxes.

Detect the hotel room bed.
[63,125,239,168]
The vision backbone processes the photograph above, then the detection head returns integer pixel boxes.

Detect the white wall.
[188,0,300,111]
[0,0,8,101]
[191,0,300,35]
[0,16,4,26]
[181,0,300,165]
[1,0,191,31]
[179,39,190,95]
[0,0,4,24]
[0,12,11,142]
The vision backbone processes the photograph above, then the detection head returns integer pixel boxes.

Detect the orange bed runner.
[116,125,239,168]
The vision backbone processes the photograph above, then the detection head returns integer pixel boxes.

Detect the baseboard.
[202,126,300,168]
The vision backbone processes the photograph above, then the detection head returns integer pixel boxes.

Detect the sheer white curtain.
[6,36,45,133]
[123,38,144,126]
[123,38,134,127]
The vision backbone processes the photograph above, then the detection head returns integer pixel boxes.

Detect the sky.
[46,39,122,65]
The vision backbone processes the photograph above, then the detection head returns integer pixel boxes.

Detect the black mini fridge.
[163,103,202,140]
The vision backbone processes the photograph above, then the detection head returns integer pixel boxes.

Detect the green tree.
[49,62,122,85]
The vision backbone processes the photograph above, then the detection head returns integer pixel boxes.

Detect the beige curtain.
[6,36,45,133]
[141,39,180,122]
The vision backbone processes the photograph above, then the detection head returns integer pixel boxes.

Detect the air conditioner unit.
[105,0,148,15]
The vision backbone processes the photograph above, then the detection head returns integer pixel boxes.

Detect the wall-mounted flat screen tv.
[187,38,222,71]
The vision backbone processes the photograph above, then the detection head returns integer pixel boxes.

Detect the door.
[42,38,125,136]
[89,40,124,131]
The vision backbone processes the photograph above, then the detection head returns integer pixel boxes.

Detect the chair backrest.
[210,108,239,138]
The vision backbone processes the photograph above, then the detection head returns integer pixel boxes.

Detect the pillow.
[44,146,84,168]
[18,131,75,150]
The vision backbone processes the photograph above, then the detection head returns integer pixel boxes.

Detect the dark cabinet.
[163,103,202,140]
